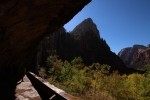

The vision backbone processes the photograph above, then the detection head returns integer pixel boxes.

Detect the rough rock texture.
[37,18,136,73]
[118,45,146,66]
[0,0,91,99]
[71,18,100,40]
[147,44,150,48]
[134,48,150,69]
[118,44,150,69]
[37,27,69,66]
[16,75,41,100]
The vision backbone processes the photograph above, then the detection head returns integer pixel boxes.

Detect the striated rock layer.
[0,0,91,99]
[118,44,150,69]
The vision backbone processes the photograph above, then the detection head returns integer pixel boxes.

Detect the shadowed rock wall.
[37,18,140,74]
[0,0,91,99]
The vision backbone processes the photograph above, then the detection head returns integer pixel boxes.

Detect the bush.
[39,56,150,100]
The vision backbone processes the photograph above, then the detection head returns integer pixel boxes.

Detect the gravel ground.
[15,73,79,100]
[15,75,41,100]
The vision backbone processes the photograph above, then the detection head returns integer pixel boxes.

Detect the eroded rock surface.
[0,0,91,99]
[118,44,150,69]
[16,76,41,100]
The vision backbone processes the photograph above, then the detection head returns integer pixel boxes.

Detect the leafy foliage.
[39,56,150,100]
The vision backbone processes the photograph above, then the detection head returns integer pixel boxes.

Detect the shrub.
[39,56,150,100]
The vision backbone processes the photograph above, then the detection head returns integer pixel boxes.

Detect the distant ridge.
[37,18,141,73]
[71,18,100,39]
[118,44,150,70]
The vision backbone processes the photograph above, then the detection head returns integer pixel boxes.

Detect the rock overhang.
[0,0,91,68]
[0,0,91,99]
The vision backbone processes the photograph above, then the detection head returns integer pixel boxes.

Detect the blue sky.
[64,0,150,54]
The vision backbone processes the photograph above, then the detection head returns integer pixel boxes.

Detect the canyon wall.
[0,0,91,99]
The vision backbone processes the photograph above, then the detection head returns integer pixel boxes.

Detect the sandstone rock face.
[147,44,150,48]
[134,48,150,69]
[0,0,91,99]
[37,27,69,66]
[37,18,135,73]
[118,44,150,69]
[71,18,100,40]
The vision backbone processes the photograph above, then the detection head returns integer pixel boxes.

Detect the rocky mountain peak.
[133,44,146,49]
[118,44,150,69]
[71,18,100,39]
[37,17,136,73]
[118,47,132,57]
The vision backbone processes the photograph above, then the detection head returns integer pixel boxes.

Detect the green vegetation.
[39,56,150,100]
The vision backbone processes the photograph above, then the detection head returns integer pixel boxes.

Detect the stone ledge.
[27,72,79,100]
